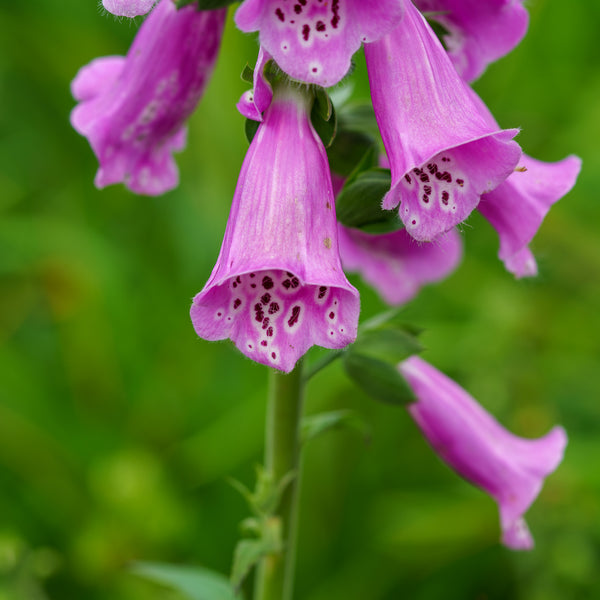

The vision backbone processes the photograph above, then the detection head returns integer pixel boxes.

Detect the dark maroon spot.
[271,352,277,359]
[290,277,299,289]
[251,283,256,288]
[288,305,301,327]
[233,298,242,310]
[269,302,280,314]
[422,195,429,203]
[329,311,335,319]
[282,279,291,289]
[261,293,271,305]
[248,344,253,349]
[275,7,285,21]
[262,276,274,289]
[316,20,326,31]
[232,281,237,288]
[456,178,464,187]
[261,340,268,347]
[412,219,417,225]
[442,156,451,162]
[442,172,452,183]
[286,271,293,277]
[249,273,255,278]
[413,167,422,175]
[294,4,302,14]
[318,286,328,299]
[331,0,340,28]
[236,276,241,284]
[427,163,438,175]
[266,327,274,337]
[424,185,432,195]
[254,303,264,322]
[441,191,449,205]
[262,317,270,330]
[312,67,318,73]
[302,23,310,40]
[404,174,412,184]
[420,173,429,183]
[298,0,306,4]
[217,312,222,317]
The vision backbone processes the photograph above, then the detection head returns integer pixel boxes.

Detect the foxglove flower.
[463,90,582,277]
[338,227,463,306]
[103,0,156,17]
[71,0,226,195]
[234,0,404,87]
[399,356,567,550]
[364,0,521,242]
[191,85,360,372]
[415,0,529,82]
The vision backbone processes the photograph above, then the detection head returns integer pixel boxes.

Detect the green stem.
[254,362,305,600]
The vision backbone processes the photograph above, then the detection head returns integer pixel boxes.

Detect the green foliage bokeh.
[1,1,599,599]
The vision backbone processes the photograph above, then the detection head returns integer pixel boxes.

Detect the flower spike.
[234,0,404,87]
[364,0,521,242]
[399,356,567,550]
[191,85,360,372]
[415,0,529,82]
[71,0,226,195]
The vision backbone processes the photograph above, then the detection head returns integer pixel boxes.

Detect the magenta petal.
[338,226,462,306]
[102,0,157,17]
[478,154,582,278]
[234,0,403,86]
[71,0,226,195]
[399,356,567,550]
[415,0,529,82]
[191,87,360,372]
[236,48,274,121]
[364,0,521,242]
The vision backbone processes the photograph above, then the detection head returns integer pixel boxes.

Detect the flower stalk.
[254,362,305,600]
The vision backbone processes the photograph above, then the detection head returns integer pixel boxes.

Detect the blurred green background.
[1,1,599,598]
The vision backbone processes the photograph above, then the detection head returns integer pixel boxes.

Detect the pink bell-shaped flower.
[71,0,226,195]
[102,0,157,17]
[399,356,567,550]
[234,0,404,87]
[414,0,529,82]
[364,0,521,242]
[191,85,360,372]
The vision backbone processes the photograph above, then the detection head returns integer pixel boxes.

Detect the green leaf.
[131,561,241,600]
[301,409,370,445]
[176,0,239,9]
[351,328,424,364]
[231,520,282,589]
[245,118,260,145]
[327,129,378,178]
[336,168,404,233]
[311,98,337,148]
[313,87,333,121]
[343,353,415,406]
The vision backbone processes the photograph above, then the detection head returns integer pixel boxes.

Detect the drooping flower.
[234,0,404,87]
[364,0,521,242]
[338,227,463,306]
[71,0,226,195]
[399,355,567,550]
[415,0,529,82]
[190,84,360,372]
[102,0,157,17]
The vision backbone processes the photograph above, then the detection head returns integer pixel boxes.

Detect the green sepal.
[176,0,238,9]
[336,168,404,233]
[131,561,242,600]
[311,98,337,148]
[313,86,333,121]
[241,63,254,84]
[301,409,371,445]
[244,118,260,145]
[351,325,424,365]
[343,352,416,406]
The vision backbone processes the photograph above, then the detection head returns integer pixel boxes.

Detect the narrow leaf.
[240,63,254,84]
[311,101,337,148]
[302,409,370,444]
[131,561,241,600]
[343,353,415,406]
[245,118,260,145]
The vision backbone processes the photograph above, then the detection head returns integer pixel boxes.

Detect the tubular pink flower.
[102,0,157,17]
[338,227,463,306]
[364,0,521,243]
[190,86,360,372]
[234,0,404,87]
[399,356,567,550]
[415,0,529,82]
[71,0,226,195]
